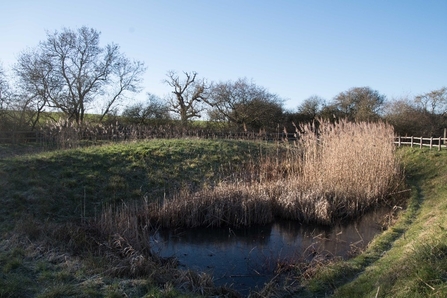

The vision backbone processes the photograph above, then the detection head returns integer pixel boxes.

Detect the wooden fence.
[2,128,447,151]
[0,130,43,144]
[394,136,447,150]
[0,128,296,148]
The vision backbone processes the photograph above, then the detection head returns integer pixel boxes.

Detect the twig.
[416,274,435,291]
[375,286,380,298]
[388,188,411,196]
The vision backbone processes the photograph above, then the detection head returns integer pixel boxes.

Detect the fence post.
[410,136,414,147]
[444,128,446,145]
[430,137,433,149]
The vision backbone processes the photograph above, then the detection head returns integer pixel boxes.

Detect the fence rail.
[394,136,447,150]
[0,128,296,148]
[1,129,446,151]
[0,130,43,144]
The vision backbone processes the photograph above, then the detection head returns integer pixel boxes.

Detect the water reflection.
[150,208,387,295]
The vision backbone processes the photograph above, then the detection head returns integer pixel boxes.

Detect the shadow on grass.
[0,139,272,226]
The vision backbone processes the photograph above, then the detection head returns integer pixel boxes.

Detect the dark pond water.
[150,208,389,296]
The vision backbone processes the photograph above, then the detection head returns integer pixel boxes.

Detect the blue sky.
[1,0,446,111]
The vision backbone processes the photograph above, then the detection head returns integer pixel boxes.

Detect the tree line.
[0,26,446,137]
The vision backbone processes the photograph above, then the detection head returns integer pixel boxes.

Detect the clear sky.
[1,0,446,111]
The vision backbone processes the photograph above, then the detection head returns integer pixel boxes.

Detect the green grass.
[288,147,447,297]
[1,142,446,297]
[0,139,275,297]
[0,139,270,228]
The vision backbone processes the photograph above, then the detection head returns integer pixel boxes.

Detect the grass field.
[1,134,444,297]
[0,139,276,297]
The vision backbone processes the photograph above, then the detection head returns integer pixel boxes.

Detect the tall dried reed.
[39,118,284,149]
[154,183,274,228]
[90,199,165,277]
[152,119,402,227]
[274,119,401,224]
[92,201,238,295]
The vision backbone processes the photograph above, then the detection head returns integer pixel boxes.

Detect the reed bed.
[89,200,163,277]
[154,183,274,228]
[149,119,402,227]
[274,119,402,224]
[36,118,284,149]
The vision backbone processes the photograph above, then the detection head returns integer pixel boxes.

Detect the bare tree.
[332,87,385,121]
[0,64,13,130]
[13,49,58,129]
[122,93,171,124]
[298,95,326,120]
[164,71,209,125]
[207,78,284,130]
[0,63,10,111]
[98,55,146,121]
[15,26,146,124]
[207,78,252,124]
[384,97,446,136]
[0,63,39,131]
[414,87,447,115]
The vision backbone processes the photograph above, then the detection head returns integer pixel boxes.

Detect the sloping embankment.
[293,148,447,297]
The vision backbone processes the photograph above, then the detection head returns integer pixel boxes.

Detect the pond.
[150,208,389,296]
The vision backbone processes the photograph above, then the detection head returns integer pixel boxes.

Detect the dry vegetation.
[0,119,406,297]
[87,119,403,296]
[26,117,278,150]
[148,119,402,228]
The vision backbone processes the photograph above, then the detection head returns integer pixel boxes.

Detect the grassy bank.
[287,147,447,297]
[0,132,438,297]
[0,139,273,297]
[0,139,268,226]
